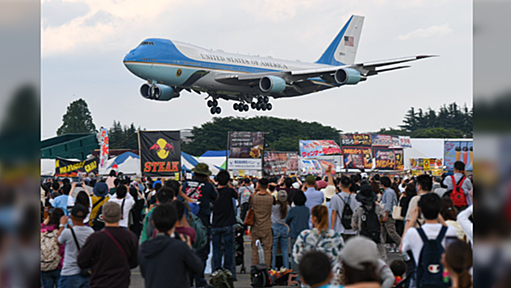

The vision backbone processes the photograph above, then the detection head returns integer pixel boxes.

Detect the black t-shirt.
[182,179,218,218]
[212,187,238,228]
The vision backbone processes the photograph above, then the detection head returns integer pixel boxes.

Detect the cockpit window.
[139,41,155,46]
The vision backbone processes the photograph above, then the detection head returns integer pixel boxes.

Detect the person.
[399,183,416,224]
[239,178,254,221]
[77,202,138,288]
[285,190,310,272]
[140,186,175,243]
[182,163,218,288]
[379,176,402,249]
[90,181,109,228]
[432,176,441,192]
[271,190,290,270]
[352,183,386,262]
[389,260,406,286]
[41,208,65,288]
[298,251,338,288]
[128,185,146,238]
[330,175,361,242]
[293,205,344,270]
[52,184,71,216]
[339,236,382,288]
[442,161,472,208]
[139,204,203,288]
[251,178,274,266]
[107,185,135,228]
[456,205,473,246]
[106,170,117,189]
[172,200,196,244]
[401,174,434,246]
[304,175,324,227]
[440,197,466,240]
[211,170,238,272]
[442,240,473,288]
[71,191,92,225]
[401,193,457,288]
[277,176,296,205]
[57,204,94,288]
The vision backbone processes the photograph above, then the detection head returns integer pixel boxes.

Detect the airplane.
[123,15,434,114]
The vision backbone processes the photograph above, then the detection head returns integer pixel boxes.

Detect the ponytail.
[445,240,473,288]
[311,205,329,232]
[458,269,472,288]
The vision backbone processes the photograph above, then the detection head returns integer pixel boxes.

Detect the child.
[390,259,406,286]
[298,251,339,288]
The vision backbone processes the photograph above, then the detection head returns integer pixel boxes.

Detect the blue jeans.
[272,223,289,270]
[58,273,89,288]
[41,269,60,288]
[212,225,235,272]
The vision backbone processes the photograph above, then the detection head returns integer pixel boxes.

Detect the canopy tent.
[199,150,228,170]
[182,152,221,175]
[99,151,141,176]
[403,138,445,170]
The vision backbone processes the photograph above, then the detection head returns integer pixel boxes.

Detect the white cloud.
[397,23,453,40]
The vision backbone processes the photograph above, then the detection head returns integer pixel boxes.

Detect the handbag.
[243,195,255,226]
[70,227,92,277]
[392,198,404,221]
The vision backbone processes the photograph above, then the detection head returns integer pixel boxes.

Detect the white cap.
[292,182,300,189]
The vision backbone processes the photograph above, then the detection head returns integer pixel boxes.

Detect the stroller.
[234,216,246,274]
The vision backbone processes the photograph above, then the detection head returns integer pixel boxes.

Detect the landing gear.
[208,96,221,114]
[233,102,249,113]
[251,96,273,112]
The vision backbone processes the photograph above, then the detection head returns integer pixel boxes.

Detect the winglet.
[316,15,365,66]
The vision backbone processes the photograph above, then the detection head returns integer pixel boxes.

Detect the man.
[140,186,175,243]
[432,176,441,192]
[211,170,238,273]
[251,178,274,266]
[139,204,203,288]
[77,202,138,288]
[402,193,457,288]
[181,163,218,288]
[107,185,135,228]
[330,175,361,242]
[53,184,71,215]
[380,176,402,247]
[443,161,472,208]
[303,175,324,212]
[57,204,94,288]
[239,178,254,221]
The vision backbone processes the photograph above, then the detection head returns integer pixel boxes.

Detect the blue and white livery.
[123,15,434,114]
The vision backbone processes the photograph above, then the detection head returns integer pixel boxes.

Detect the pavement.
[129,236,402,288]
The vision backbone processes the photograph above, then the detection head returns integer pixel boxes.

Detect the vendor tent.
[404,138,445,170]
[199,150,228,170]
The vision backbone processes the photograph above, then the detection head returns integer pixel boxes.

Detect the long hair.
[48,208,64,226]
[278,199,288,218]
[75,191,90,210]
[445,240,473,288]
[311,205,329,232]
[440,197,458,221]
[405,183,417,198]
[341,262,381,285]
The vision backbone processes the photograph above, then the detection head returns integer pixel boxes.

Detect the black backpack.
[360,204,381,243]
[250,264,273,287]
[339,194,353,229]
[415,226,451,288]
[92,205,105,231]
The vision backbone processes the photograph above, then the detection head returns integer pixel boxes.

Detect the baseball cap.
[316,180,328,190]
[71,204,88,219]
[277,190,287,202]
[340,236,379,270]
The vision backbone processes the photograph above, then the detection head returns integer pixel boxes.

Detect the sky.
[41,0,472,140]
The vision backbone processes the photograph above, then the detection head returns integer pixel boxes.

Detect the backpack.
[360,204,381,243]
[40,230,61,271]
[339,194,353,229]
[250,264,273,287]
[186,204,207,251]
[449,176,468,208]
[210,269,234,288]
[93,205,105,231]
[415,226,451,288]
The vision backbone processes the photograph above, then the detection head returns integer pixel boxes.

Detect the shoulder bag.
[243,194,255,226]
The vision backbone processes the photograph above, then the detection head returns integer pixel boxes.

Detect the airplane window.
[139,41,155,46]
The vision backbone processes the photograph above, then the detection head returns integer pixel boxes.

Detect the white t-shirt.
[402,223,458,266]
[58,226,94,276]
[108,196,135,227]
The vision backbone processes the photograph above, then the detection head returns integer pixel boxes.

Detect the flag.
[344,36,354,47]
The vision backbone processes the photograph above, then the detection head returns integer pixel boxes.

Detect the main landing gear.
[233,103,249,112]
[252,96,272,111]
[207,99,221,114]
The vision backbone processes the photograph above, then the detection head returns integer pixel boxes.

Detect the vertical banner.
[373,148,396,170]
[444,141,473,171]
[98,127,109,169]
[227,132,264,171]
[394,149,404,171]
[139,131,181,177]
[343,147,373,169]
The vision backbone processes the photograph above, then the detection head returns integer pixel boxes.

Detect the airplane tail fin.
[316,15,364,66]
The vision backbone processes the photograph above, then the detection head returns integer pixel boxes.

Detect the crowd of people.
[40,161,474,288]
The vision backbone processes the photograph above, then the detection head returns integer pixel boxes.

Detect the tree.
[410,127,465,138]
[56,99,96,135]
[108,121,141,150]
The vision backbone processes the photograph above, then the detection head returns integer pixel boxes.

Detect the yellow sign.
[423,159,430,171]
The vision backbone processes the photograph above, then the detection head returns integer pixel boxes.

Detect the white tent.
[404,138,445,170]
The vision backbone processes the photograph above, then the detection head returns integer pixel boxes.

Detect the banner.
[352,134,372,146]
[299,140,341,158]
[228,132,264,170]
[55,157,99,177]
[298,159,323,176]
[263,151,299,177]
[410,158,443,171]
[373,148,395,170]
[399,136,412,148]
[341,134,354,146]
[139,131,181,177]
[444,140,473,171]
[372,134,393,147]
[394,149,404,171]
[391,136,401,148]
[342,146,373,169]
[98,128,109,169]
[314,155,343,172]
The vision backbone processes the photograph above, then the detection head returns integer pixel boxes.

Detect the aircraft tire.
[263,96,269,103]
[215,107,221,114]
[233,103,239,110]
[213,99,218,107]
[210,107,216,114]
[238,105,244,112]
[261,103,267,110]
[207,100,213,107]
[243,104,249,111]
[251,103,256,109]
[256,103,261,110]
[267,103,273,110]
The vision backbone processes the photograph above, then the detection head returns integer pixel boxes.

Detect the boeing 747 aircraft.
[123,15,434,114]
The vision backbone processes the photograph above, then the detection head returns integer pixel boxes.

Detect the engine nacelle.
[140,83,180,101]
[259,76,286,93]
[334,68,361,85]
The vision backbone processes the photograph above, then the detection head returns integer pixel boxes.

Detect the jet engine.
[334,68,361,85]
[140,83,180,101]
[259,76,286,93]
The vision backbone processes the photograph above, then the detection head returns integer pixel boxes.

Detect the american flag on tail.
[344,36,354,47]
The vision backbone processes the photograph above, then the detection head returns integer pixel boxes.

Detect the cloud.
[397,23,453,40]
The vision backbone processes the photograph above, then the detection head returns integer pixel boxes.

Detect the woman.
[442,240,473,288]
[285,190,310,272]
[74,191,91,225]
[41,208,65,288]
[440,197,466,241]
[399,183,417,220]
[129,185,146,238]
[340,236,382,288]
[271,190,290,270]
[293,205,344,270]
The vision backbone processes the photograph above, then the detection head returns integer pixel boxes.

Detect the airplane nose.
[123,48,138,63]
